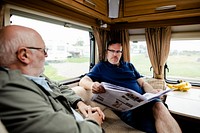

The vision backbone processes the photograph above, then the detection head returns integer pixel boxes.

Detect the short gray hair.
[0,25,37,66]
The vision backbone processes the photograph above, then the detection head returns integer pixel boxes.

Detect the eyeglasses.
[26,47,48,55]
[107,49,122,54]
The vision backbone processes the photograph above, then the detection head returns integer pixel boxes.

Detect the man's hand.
[77,101,105,126]
[149,89,162,94]
[85,106,104,126]
[91,82,106,93]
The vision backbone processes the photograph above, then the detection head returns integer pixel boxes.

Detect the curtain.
[92,27,130,62]
[110,29,130,62]
[92,26,110,61]
[145,27,171,79]
[0,2,5,28]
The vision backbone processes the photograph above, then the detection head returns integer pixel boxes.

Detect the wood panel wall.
[124,0,200,17]
[113,0,200,29]
[1,0,200,29]
[2,0,109,27]
[73,0,107,15]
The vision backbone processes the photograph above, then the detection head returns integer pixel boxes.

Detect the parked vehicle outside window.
[11,15,90,82]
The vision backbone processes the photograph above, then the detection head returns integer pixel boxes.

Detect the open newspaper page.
[91,82,172,112]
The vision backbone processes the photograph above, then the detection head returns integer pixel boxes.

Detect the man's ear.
[16,48,31,64]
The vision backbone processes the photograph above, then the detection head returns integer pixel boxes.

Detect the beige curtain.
[0,2,5,28]
[145,27,171,79]
[92,27,130,62]
[92,26,110,61]
[110,29,130,62]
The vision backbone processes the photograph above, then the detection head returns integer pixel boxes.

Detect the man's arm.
[0,84,103,133]
[79,76,105,93]
[0,71,104,133]
[56,78,105,124]
[137,78,161,93]
[79,75,94,90]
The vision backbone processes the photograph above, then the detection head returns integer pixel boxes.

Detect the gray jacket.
[0,67,103,133]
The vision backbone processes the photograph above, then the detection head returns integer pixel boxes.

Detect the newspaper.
[91,82,172,112]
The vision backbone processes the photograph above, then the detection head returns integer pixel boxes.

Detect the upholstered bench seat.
[72,78,166,133]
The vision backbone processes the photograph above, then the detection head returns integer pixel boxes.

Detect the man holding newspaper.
[79,40,181,133]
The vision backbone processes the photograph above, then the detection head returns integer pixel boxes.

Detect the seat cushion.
[71,86,144,133]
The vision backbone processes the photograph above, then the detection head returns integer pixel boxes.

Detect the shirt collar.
[23,74,53,92]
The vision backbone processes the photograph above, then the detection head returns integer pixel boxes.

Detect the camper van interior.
[0,0,200,132]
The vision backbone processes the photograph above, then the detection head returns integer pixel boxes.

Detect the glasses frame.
[107,49,123,54]
[26,47,48,55]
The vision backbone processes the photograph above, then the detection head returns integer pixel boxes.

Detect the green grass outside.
[44,57,89,81]
[45,55,200,82]
[131,54,200,79]
[65,57,89,63]
[131,54,152,76]
[44,65,67,81]
[167,55,200,78]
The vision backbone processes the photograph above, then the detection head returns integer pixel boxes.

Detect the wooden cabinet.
[52,0,109,24]
[110,0,200,28]
[3,0,200,28]
[54,0,107,17]
[124,0,200,17]
[73,0,107,15]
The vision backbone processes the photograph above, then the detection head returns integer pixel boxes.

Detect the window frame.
[129,27,200,87]
[5,5,95,84]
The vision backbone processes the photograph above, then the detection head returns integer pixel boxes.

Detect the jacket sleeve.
[0,72,103,133]
[59,84,83,107]
[45,75,83,108]
[48,80,84,108]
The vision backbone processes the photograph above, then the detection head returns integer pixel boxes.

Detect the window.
[10,13,91,82]
[129,25,200,85]
[166,24,200,84]
[129,29,152,77]
[130,41,152,77]
[167,40,200,84]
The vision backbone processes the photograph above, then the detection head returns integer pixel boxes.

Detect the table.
[166,88,200,120]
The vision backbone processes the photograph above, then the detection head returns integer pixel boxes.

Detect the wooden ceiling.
[2,0,200,29]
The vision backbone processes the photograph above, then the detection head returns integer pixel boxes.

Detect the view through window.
[130,39,200,83]
[167,40,200,83]
[11,14,90,82]
[130,41,152,77]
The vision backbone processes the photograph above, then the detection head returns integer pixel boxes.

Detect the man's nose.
[113,52,117,56]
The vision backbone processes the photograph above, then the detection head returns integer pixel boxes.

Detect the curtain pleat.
[145,27,171,79]
[92,26,110,61]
